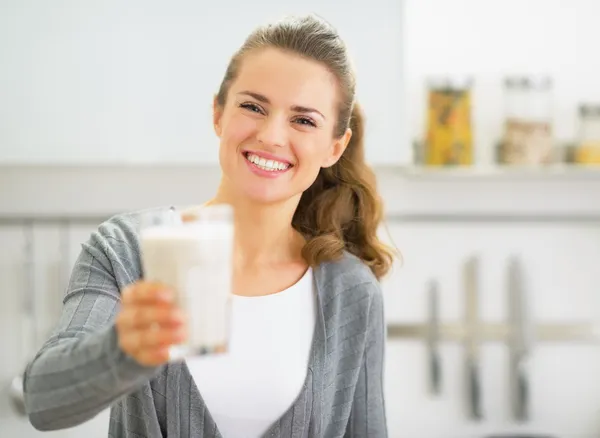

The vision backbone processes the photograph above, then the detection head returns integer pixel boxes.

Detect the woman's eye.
[295,117,316,127]
[240,102,264,114]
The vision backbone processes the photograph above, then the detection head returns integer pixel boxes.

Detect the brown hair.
[216,15,396,279]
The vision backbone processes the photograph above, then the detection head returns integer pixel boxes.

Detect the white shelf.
[392,165,600,181]
[373,163,600,223]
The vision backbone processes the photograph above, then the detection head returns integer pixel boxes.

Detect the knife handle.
[468,360,483,421]
[515,359,529,422]
[429,349,442,395]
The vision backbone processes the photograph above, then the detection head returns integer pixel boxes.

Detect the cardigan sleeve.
[23,217,160,431]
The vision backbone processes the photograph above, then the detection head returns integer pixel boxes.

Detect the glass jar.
[424,76,474,166]
[574,104,600,165]
[500,76,554,165]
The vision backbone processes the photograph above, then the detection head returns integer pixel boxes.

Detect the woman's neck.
[207,190,305,268]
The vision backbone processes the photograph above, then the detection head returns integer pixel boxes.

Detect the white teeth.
[246,153,290,172]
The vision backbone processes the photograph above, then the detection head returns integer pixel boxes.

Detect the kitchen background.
[1,0,600,437]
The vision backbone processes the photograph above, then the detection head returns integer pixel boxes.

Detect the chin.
[238,182,297,205]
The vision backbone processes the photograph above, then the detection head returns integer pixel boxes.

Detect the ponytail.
[293,103,396,279]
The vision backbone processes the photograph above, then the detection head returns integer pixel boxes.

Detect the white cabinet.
[0,222,110,437]
[0,226,27,394]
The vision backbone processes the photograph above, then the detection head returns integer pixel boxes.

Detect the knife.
[464,256,483,420]
[427,279,442,395]
[508,256,533,422]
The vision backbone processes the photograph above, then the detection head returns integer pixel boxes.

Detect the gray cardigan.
[22,208,389,437]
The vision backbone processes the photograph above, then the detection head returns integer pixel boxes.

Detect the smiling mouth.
[243,152,293,172]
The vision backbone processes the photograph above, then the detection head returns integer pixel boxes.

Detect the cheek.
[294,136,332,169]
[221,113,256,148]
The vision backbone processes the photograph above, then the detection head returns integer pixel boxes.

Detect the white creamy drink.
[139,205,234,360]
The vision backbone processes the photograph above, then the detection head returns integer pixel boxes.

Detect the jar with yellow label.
[424,77,474,166]
[574,104,600,165]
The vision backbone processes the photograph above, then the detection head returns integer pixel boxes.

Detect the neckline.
[232,267,312,301]
[182,262,325,437]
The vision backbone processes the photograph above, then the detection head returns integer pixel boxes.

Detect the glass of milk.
[139,205,234,360]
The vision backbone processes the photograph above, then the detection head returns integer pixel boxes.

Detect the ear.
[322,128,352,168]
[213,95,223,137]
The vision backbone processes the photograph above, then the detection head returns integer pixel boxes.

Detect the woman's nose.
[256,115,287,148]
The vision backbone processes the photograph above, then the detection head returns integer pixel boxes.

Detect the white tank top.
[185,268,316,438]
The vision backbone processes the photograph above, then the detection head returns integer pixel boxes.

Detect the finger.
[135,347,171,367]
[121,282,174,305]
[120,326,187,354]
[181,212,198,223]
[117,306,185,330]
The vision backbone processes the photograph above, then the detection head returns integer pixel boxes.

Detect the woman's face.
[213,48,351,205]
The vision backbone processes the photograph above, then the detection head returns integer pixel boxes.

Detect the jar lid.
[504,76,528,88]
[525,75,553,90]
[504,75,552,90]
[427,75,474,91]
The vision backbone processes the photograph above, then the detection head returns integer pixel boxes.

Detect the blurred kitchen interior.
[1,1,600,437]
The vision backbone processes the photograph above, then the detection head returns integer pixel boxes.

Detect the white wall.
[0,0,406,165]
[4,0,600,166]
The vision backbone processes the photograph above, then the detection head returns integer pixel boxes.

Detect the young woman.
[23,14,395,438]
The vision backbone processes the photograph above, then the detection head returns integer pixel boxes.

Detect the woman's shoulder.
[314,251,383,308]
[315,250,380,285]
[314,252,385,345]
